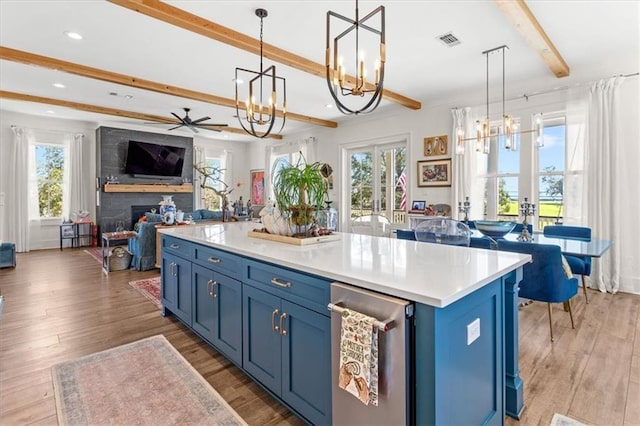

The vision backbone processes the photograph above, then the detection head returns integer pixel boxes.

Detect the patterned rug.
[129,276,161,309]
[550,413,587,426]
[51,335,247,426]
[83,247,102,264]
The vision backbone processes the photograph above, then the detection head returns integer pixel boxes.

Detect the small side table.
[102,231,137,275]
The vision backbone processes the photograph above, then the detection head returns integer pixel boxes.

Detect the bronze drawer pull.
[208,256,222,264]
[270,278,292,288]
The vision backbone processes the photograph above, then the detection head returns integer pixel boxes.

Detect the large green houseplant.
[272,154,328,234]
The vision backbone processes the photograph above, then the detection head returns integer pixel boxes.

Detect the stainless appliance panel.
[330,282,412,426]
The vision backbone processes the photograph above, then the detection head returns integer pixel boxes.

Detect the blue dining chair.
[414,218,472,247]
[543,225,592,304]
[497,240,579,342]
[396,228,416,241]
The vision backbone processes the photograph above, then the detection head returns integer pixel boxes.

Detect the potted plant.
[272,153,328,235]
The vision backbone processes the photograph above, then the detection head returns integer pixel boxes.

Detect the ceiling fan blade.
[191,116,211,125]
[187,125,200,134]
[171,112,182,121]
[167,124,184,131]
[197,123,229,127]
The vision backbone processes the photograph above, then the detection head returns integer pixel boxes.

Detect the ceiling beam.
[107,0,422,110]
[0,46,336,129]
[494,0,569,78]
[0,90,283,139]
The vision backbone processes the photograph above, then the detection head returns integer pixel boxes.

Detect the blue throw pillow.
[145,212,162,223]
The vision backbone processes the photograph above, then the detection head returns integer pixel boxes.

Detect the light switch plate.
[467,318,480,345]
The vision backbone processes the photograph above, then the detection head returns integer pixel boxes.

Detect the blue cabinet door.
[242,284,282,394]
[192,264,242,366]
[161,252,192,325]
[281,300,332,426]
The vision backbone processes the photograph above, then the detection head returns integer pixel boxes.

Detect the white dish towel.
[338,308,379,406]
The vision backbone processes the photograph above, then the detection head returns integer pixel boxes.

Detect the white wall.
[0,110,98,250]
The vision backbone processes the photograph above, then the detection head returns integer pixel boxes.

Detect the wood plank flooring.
[1,248,639,425]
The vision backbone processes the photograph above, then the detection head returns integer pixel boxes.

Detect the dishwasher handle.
[327,302,395,332]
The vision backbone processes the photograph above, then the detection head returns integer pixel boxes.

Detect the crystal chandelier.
[325,0,385,115]
[457,45,544,154]
[235,8,286,138]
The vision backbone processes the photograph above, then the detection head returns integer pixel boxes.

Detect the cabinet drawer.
[162,235,194,259]
[244,260,330,314]
[193,245,242,279]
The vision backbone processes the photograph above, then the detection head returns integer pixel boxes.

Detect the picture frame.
[411,200,426,211]
[250,169,265,206]
[424,135,448,157]
[417,159,452,187]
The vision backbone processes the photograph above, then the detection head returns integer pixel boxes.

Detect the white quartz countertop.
[160,222,531,308]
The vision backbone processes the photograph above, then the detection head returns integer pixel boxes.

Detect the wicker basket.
[109,246,132,271]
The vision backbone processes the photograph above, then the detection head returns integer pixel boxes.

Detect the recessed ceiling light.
[64,31,83,40]
[124,95,133,99]
[53,83,65,88]
[108,92,118,96]
[325,103,333,108]
[46,110,55,114]
[233,78,244,85]
[223,134,229,139]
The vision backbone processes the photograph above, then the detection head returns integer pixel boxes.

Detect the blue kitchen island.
[159,222,530,425]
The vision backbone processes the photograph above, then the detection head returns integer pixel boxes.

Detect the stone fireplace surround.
[96,126,194,233]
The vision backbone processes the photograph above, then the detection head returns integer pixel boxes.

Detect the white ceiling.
[1,0,638,142]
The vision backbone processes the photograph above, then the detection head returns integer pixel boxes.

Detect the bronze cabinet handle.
[272,309,280,332]
[279,312,288,336]
[270,277,292,288]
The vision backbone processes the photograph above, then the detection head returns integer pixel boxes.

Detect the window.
[537,115,566,227]
[479,112,567,230]
[33,144,66,219]
[201,157,226,211]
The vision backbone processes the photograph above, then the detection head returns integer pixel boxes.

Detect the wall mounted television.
[125,140,185,179]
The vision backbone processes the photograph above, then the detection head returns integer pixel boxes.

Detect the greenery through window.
[35,145,65,218]
[202,157,223,211]
[537,117,566,226]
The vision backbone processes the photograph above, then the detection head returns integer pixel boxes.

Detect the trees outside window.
[35,145,65,218]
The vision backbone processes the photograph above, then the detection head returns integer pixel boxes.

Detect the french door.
[344,140,407,228]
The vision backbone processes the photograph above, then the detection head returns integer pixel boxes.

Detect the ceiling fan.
[150,108,228,133]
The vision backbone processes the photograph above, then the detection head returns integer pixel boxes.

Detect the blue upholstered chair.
[414,218,472,247]
[497,240,579,342]
[396,229,416,241]
[543,225,592,304]
[0,242,16,269]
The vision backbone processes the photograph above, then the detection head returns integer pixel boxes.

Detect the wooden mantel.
[103,183,193,193]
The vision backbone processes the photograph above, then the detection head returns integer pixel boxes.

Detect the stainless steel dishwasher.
[329,282,414,425]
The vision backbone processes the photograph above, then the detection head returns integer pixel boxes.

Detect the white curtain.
[6,126,31,252]
[64,133,89,218]
[566,76,640,294]
[265,137,316,202]
[451,107,487,221]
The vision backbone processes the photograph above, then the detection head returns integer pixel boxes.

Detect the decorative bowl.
[475,220,517,239]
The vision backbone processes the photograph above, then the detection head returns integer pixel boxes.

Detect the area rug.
[51,335,247,426]
[550,413,587,426]
[129,276,161,309]
[83,247,102,264]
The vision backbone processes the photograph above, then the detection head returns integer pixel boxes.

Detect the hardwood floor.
[1,248,638,425]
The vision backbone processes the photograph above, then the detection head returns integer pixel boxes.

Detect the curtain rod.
[10,124,84,137]
[510,72,639,103]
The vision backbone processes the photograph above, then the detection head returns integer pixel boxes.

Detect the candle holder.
[518,197,536,242]
[458,196,471,224]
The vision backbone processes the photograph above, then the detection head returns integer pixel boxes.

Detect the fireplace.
[131,205,159,229]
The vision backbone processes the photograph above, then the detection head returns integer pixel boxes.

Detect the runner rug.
[51,335,247,426]
[129,276,161,309]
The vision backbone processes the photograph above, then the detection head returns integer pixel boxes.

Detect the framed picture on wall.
[417,159,452,187]
[250,169,265,205]
[424,135,448,157]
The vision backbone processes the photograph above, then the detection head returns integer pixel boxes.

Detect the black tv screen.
[125,140,185,178]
